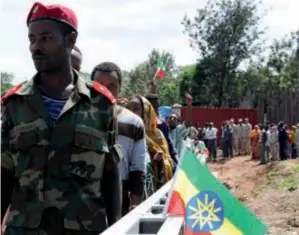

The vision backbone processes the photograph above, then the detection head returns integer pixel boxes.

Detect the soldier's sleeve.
[89,81,122,223]
[102,104,122,225]
[1,106,14,171]
[1,106,16,220]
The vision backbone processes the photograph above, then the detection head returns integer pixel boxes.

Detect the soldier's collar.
[74,70,91,100]
[15,70,91,99]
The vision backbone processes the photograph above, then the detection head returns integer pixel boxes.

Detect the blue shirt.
[42,95,67,124]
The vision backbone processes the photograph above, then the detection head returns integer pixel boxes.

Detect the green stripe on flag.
[180,151,268,235]
[157,60,164,69]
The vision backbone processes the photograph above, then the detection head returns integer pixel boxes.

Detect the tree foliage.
[119,49,179,105]
[1,72,14,94]
[182,0,264,107]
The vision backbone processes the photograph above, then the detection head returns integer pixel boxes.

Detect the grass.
[252,161,299,196]
[291,165,299,173]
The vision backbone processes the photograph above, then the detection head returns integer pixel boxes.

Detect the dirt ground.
[208,156,299,235]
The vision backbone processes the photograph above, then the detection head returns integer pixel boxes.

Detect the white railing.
[101,180,184,235]
[101,141,209,235]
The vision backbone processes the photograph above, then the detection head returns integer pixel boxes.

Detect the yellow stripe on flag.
[173,170,198,204]
[212,219,243,235]
[173,170,243,235]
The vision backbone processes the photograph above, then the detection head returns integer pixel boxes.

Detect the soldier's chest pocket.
[9,120,50,175]
[71,125,109,180]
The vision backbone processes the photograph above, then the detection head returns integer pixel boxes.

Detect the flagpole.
[152,69,158,81]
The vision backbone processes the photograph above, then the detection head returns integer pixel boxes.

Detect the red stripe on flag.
[184,223,212,235]
[156,70,165,79]
[167,190,185,216]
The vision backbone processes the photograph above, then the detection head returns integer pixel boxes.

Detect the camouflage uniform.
[1,74,121,235]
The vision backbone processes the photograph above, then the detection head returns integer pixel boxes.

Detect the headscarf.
[291,125,297,143]
[250,125,260,139]
[135,95,173,186]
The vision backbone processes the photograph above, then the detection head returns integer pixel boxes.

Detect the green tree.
[1,72,14,94]
[182,0,265,107]
[120,49,179,105]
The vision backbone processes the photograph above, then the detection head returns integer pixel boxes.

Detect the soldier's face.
[28,20,72,73]
[93,71,120,98]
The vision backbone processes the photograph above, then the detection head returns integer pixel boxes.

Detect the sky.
[0,0,298,83]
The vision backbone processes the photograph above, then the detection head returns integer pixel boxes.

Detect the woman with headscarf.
[290,125,297,159]
[127,95,173,191]
[250,125,260,159]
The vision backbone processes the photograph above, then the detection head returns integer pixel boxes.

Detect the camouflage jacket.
[1,73,120,233]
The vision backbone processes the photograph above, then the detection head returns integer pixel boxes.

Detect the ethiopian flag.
[155,60,166,79]
[164,151,268,235]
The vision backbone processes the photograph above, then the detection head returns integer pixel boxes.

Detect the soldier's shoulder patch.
[88,81,116,104]
[1,83,24,104]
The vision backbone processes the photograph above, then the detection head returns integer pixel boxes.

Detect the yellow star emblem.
[187,193,222,230]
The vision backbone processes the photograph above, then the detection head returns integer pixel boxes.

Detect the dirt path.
[208,156,299,235]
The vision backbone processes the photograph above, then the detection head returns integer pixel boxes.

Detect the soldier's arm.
[1,106,16,221]
[102,107,122,226]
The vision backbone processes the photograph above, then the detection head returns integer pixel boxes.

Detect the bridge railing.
[101,180,184,235]
[101,141,208,235]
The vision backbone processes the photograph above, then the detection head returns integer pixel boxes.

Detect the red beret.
[26,2,78,31]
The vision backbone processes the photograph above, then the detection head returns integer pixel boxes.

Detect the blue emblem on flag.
[185,191,225,232]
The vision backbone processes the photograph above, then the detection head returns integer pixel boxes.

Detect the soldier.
[1,2,122,234]
[244,118,252,155]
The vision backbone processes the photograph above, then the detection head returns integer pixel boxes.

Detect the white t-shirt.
[205,127,217,140]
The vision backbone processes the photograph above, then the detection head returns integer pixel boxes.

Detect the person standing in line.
[264,125,271,163]
[269,124,279,161]
[71,45,82,72]
[259,125,267,164]
[220,121,226,156]
[222,120,233,159]
[230,118,237,156]
[290,125,297,159]
[205,122,217,162]
[1,3,122,234]
[244,118,252,155]
[91,62,147,216]
[295,124,299,158]
[239,118,248,155]
[236,118,243,155]
[168,93,193,158]
[250,125,260,160]
[145,81,178,167]
[203,122,209,149]
[278,122,289,160]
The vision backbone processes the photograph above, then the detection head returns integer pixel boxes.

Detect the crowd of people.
[188,119,299,165]
[0,2,198,234]
[2,2,299,235]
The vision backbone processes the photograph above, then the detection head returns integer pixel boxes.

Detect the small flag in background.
[155,60,166,79]
[164,150,268,235]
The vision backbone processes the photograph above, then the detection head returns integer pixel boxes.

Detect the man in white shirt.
[230,118,237,156]
[237,118,244,155]
[206,122,218,161]
[269,124,279,160]
[244,118,252,155]
[264,125,271,163]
